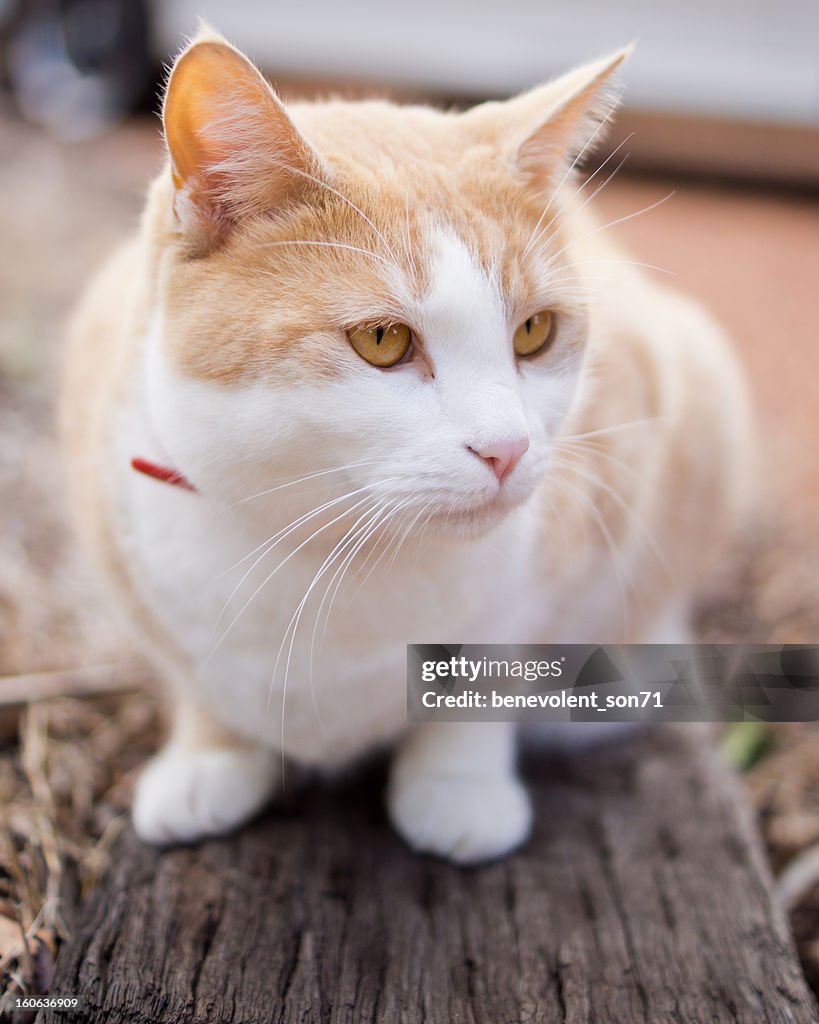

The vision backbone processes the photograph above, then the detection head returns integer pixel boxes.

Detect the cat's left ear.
[162,27,323,252]
[467,46,632,187]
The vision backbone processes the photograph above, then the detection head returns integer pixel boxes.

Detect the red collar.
[131,456,197,493]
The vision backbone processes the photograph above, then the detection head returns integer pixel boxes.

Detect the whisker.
[310,496,405,667]
[228,458,381,509]
[556,436,648,482]
[565,256,674,277]
[416,501,441,559]
[563,417,663,442]
[571,131,635,202]
[258,239,390,266]
[381,503,429,580]
[525,135,633,259]
[214,483,379,622]
[255,156,402,267]
[553,444,674,580]
[217,458,390,589]
[303,495,390,739]
[273,497,392,764]
[544,191,676,269]
[205,482,396,662]
[521,89,625,260]
[549,459,632,639]
[338,496,416,604]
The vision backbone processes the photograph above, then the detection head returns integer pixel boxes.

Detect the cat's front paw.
[387,774,532,865]
[132,744,279,845]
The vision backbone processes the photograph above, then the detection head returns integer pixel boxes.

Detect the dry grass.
[0,694,160,1016]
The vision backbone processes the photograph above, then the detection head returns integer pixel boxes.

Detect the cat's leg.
[133,689,279,845]
[387,721,531,864]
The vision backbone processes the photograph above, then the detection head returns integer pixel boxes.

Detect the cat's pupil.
[376,327,384,345]
[525,319,532,334]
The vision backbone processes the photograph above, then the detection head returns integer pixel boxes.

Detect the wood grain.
[39,726,818,1023]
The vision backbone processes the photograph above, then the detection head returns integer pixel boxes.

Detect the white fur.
[388,721,532,863]
[125,229,665,860]
[134,744,279,845]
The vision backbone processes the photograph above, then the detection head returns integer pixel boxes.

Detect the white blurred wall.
[155,0,819,125]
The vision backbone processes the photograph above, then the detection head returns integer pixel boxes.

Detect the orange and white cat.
[62,30,753,863]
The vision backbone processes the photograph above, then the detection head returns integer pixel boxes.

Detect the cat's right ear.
[162,29,322,252]
[463,47,631,192]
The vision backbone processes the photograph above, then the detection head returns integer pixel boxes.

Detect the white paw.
[132,744,278,845]
[387,774,532,865]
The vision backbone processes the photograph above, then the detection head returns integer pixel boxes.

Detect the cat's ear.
[162,28,322,251]
[467,47,631,188]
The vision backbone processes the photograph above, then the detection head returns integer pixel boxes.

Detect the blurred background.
[0,0,818,1008]
[4,0,819,178]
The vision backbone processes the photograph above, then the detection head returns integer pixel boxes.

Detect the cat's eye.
[347,323,413,368]
[513,311,555,358]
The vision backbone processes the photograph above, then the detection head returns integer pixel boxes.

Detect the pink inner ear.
[504,49,629,187]
[164,40,276,185]
[163,37,320,241]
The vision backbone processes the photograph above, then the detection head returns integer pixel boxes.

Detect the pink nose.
[469,436,530,483]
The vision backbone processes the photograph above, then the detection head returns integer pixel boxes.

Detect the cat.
[61,28,754,864]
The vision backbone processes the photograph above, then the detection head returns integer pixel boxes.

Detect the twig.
[0,663,145,708]
[21,706,65,939]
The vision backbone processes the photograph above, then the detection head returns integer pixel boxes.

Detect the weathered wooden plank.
[39,726,818,1024]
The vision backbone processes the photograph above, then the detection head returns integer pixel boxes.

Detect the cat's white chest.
[116,447,543,766]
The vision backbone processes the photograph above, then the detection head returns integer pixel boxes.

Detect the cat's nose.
[468,436,530,483]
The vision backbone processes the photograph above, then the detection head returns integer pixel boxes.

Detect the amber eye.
[348,323,413,368]
[513,310,555,358]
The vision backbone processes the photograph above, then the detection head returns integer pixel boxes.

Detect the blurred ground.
[0,99,818,1006]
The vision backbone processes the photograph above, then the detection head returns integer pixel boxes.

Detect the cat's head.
[143,29,628,540]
